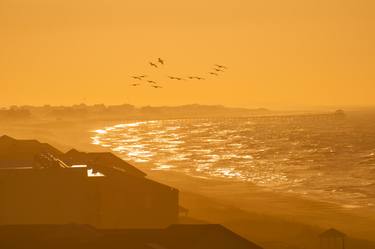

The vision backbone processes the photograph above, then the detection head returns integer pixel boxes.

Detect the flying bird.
[188,76,205,80]
[151,85,162,89]
[214,64,228,69]
[132,76,143,80]
[130,83,140,87]
[214,68,224,72]
[168,76,176,80]
[149,62,158,68]
[168,76,184,81]
[158,58,164,65]
[209,72,218,76]
[147,80,157,84]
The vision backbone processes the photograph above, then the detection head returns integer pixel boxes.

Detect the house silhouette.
[0,135,178,228]
[320,228,346,249]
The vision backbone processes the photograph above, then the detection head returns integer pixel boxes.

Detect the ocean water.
[91,115,375,209]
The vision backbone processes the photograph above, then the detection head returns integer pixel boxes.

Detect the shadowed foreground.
[0,224,262,249]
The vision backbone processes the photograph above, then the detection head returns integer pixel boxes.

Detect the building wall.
[90,174,179,228]
[0,168,94,225]
[0,168,178,228]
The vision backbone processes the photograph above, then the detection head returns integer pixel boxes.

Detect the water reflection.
[91,118,375,208]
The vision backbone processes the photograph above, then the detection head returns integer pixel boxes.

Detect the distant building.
[0,224,263,249]
[319,228,346,249]
[0,135,178,229]
[333,110,346,119]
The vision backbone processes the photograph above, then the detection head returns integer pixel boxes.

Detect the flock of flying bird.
[129,58,228,89]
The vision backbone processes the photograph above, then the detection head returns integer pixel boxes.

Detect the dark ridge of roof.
[63,150,146,178]
[0,135,64,169]
[40,143,64,155]
[0,137,176,190]
[65,148,80,155]
[0,135,16,141]
[88,152,146,177]
[0,136,145,177]
[0,135,63,154]
[320,228,346,238]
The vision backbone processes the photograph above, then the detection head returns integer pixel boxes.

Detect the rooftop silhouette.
[320,228,347,239]
[0,135,178,228]
[320,228,347,249]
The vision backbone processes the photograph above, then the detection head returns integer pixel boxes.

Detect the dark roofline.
[0,135,64,155]
[0,135,16,140]
[319,228,347,238]
[65,150,147,177]
[0,136,178,191]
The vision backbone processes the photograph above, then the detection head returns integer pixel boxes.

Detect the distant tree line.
[0,104,269,121]
[0,106,31,120]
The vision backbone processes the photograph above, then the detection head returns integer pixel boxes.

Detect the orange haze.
[1,0,374,108]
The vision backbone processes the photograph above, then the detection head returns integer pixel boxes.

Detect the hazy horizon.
[2,102,375,112]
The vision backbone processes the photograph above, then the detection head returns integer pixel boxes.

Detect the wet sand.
[144,169,375,235]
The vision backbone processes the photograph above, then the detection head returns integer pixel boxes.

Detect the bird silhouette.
[214,64,228,69]
[147,80,157,84]
[149,62,158,68]
[151,85,162,89]
[130,83,140,87]
[188,76,205,80]
[168,76,184,81]
[214,68,224,72]
[132,76,143,80]
[209,72,218,76]
[158,58,164,65]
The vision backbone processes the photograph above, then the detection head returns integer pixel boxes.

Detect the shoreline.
[141,166,375,239]
[1,118,375,245]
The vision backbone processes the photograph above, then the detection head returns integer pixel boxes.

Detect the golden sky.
[1,0,374,108]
